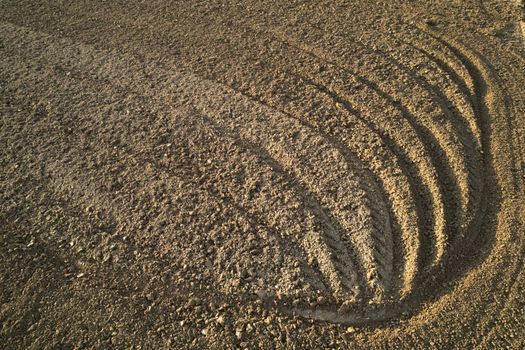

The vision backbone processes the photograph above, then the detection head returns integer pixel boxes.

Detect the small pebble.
[216,315,226,325]
[235,326,244,340]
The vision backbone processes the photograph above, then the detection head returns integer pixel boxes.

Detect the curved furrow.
[391,39,486,225]
[385,36,482,159]
[260,25,488,282]
[299,75,446,271]
[166,115,363,300]
[171,119,331,297]
[416,27,506,212]
[193,97,393,302]
[404,41,485,232]
[342,38,478,239]
[358,33,485,237]
[227,89,406,298]
[168,113,367,301]
[402,23,491,207]
[293,68,447,272]
[230,76,423,298]
[166,64,397,301]
[404,22,479,105]
[1,21,403,304]
[192,111,365,302]
[404,29,519,342]
[396,37,482,149]
[260,29,451,271]
[220,28,437,296]
[0,21,366,300]
[158,27,404,300]
[269,27,469,240]
[402,26,492,229]
[146,118,334,298]
[411,25,495,136]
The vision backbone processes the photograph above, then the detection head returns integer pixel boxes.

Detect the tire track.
[216,31,430,297]
[1,21,395,303]
[421,28,525,343]
[212,85,399,301]
[2,12,416,300]
[348,37,482,241]
[0,11,499,325]
[251,29,454,278]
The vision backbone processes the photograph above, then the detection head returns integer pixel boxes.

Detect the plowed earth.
[1,0,525,349]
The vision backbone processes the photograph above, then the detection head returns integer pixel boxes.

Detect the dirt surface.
[1,0,525,349]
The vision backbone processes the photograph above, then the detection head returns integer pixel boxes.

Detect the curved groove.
[349,39,482,238]
[195,112,365,301]
[225,79,421,298]
[254,26,491,318]
[196,92,395,300]
[290,73,441,272]
[397,38,482,148]
[360,35,485,230]
[263,29,458,266]
[0,15,502,326]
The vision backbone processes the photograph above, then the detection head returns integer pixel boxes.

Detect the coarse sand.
[1,0,525,348]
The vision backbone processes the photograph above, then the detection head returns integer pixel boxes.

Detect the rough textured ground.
[1,0,525,349]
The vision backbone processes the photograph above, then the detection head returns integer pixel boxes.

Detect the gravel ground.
[1,0,525,349]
